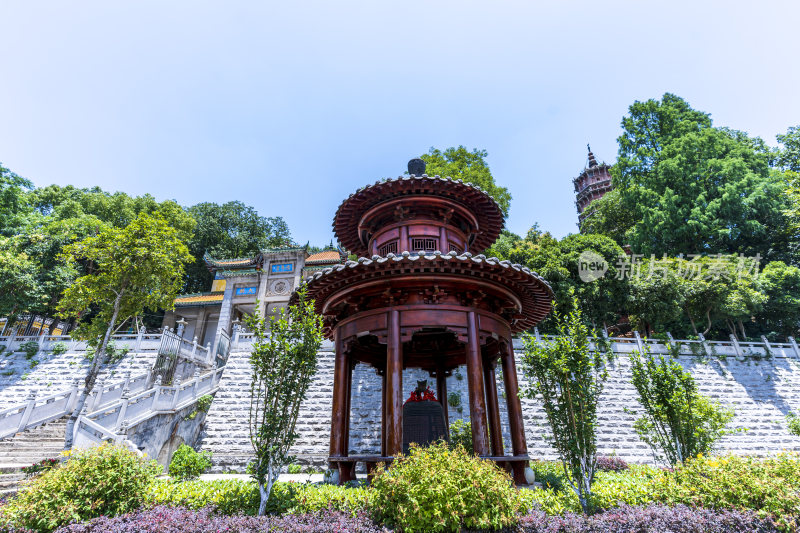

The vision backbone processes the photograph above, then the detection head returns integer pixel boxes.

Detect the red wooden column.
[436,366,449,438]
[329,329,349,461]
[483,355,504,457]
[385,309,403,456]
[501,339,528,484]
[465,311,489,456]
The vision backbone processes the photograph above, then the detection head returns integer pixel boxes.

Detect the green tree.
[520,294,612,514]
[420,146,512,217]
[0,236,44,318]
[629,349,736,465]
[627,258,685,337]
[244,286,323,515]
[578,189,634,244]
[58,212,193,450]
[185,201,291,293]
[758,261,800,338]
[0,162,33,235]
[776,125,800,172]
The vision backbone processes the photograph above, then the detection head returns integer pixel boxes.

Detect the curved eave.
[293,251,553,333]
[332,175,504,256]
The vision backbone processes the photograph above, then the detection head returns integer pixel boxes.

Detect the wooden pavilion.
[297,160,553,484]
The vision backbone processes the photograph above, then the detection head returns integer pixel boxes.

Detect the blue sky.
[2,1,799,248]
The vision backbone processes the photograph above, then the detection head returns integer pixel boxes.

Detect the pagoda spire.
[587,144,598,168]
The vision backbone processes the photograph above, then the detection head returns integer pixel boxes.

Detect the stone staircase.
[0,418,66,497]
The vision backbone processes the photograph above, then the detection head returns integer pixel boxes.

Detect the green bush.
[650,453,800,532]
[50,342,68,356]
[630,349,737,465]
[787,412,800,436]
[145,478,369,517]
[370,441,522,532]
[19,341,39,360]
[448,419,472,455]
[287,464,302,474]
[0,444,161,532]
[146,478,259,515]
[168,444,212,480]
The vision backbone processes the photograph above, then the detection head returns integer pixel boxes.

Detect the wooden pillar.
[344,360,353,455]
[329,330,349,460]
[385,309,403,456]
[436,367,449,438]
[465,311,489,456]
[483,355,504,457]
[400,226,409,253]
[381,370,387,456]
[501,339,528,484]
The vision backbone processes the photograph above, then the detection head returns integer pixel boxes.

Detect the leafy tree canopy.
[776,125,800,172]
[590,94,792,263]
[0,162,34,235]
[419,146,512,217]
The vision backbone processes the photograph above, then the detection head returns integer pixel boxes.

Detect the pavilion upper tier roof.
[332,175,505,256]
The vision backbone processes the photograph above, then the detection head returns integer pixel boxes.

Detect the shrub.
[52,506,387,533]
[19,342,38,360]
[287,464,302,474]
[146,478,259,516]
[787,412,800,436]
[168,444,212,480]
[370,441,522,532]
[649,453,800,532]
[448,419,472,454]
[49,342,68,356]
[520,293,613,514]
[629,349,737,465]
[515,504,781,533]
[0,444,161,532]
[596,455,629,472]
[145,479,369,517]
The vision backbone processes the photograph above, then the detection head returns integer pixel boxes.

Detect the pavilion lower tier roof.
[296,251,553,337]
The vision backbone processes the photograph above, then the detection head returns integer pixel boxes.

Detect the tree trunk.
[257,463,279,516]
[702,309,712,336]
[63,289,125,452]
[738,319,747,341]
[685,307,698,336]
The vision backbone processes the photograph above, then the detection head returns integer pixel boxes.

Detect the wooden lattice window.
[379,241,398,256]
[448,241,462,253]
[411,237,438,252]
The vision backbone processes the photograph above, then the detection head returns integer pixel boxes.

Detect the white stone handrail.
[0,329,209,361]
[73,365,225,450]
[519,329,800,359]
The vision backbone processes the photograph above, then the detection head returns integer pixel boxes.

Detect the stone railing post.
[18,391,37,433]
[788,336,800,359]
[190,336,198,359]
[91,378,105,411]
[697,332,712,356]
[761,335,773,356]
[116,421,129,444]
[633,330,644,351]
[170,382,180,410]
[122,371,132,391]
[533,327,542,343]
[232,326,241,349]
[205,343,213,365]
[134,326,145,352]
[152,376,163,409]
[115,386,131,431]
[192,370,201,397]
[729,334,742,358]
[66,379,81,413]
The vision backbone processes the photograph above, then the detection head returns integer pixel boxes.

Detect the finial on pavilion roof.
[407,158,426,176]
[587,144,598,168]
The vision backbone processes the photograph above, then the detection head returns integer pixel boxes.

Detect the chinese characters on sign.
[578,251,761,283]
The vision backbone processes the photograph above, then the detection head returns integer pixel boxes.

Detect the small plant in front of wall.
[454,370,464,381]
[185,394,214,420]
[19,341,39,360]
[28,359,39,369]
[447,391,461,408]
[787,412,800,437]
[50,341,68,356]
[287,464,302,474]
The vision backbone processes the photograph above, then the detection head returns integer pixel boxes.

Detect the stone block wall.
[200,343,800,472]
